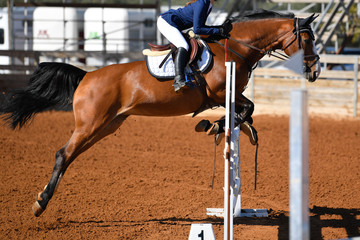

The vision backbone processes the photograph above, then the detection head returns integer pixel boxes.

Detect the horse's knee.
[246,101,254,116]
[235,100,254,123]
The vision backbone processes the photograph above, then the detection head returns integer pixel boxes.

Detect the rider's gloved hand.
[215,19,233,39]
[222,19,233,34]
[218,27,230,39]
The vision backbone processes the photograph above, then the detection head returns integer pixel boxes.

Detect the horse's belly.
[126,102,201,117]
[120,93,204,117]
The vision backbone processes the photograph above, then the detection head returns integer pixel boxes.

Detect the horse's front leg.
[195,94,257,145]
[235,93,254,124]
[233,94,258,145]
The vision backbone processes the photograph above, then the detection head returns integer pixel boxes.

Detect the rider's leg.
[173,47,189,91]
[157,16,189,92]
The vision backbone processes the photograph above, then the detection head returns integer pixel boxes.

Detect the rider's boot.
[173,47,188,92]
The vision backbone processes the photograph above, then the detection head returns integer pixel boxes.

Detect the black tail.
[0,62,87,129]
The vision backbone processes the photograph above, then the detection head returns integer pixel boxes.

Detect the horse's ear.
[301,13,318,26]
[308,13,319,24]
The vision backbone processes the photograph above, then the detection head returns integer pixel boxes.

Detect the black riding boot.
[173,47,189,92]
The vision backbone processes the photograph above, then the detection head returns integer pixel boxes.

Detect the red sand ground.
[0,111,359,239]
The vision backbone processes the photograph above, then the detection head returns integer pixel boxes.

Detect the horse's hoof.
[215,132,225,145]
[32,200,44,217]
[195,119,210,132]
[240,121,258,145]
[207,123,220,135]
[32,192,45,217]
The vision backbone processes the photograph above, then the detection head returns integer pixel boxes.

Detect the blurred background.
[0,0,359,116]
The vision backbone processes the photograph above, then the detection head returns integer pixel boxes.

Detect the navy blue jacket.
[161,0,220,35]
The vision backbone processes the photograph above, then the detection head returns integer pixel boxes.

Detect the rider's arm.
[192,0,220,35]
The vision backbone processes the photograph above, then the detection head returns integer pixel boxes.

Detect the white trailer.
[33,7,80,63]
[0,8,10,66]
[84,8,156,65]
[0,7,35,68]
[1,6,224,67]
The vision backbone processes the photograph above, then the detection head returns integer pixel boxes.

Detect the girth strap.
[159,47,176,69]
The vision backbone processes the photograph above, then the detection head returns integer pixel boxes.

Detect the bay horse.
[0,10,320,217]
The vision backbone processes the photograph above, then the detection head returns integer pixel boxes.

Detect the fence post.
[289,89,309,240]
[353,56,359,117]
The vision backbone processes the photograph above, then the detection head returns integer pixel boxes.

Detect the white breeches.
[157,16,189,51]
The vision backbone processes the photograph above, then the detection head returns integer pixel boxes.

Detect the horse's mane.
[233,9,295,22]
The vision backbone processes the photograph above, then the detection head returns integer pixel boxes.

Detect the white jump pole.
[224,61,236,240]
[289,89,310,240]
[206,61,267,240]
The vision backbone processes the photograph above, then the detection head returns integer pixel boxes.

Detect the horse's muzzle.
[308,72,317,82]
[304,68,318,82]
[304,56,321,82]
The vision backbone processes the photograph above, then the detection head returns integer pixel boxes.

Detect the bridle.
[282,18,320,70]
[212,17,320,74]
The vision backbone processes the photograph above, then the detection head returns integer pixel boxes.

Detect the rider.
[157,0,232,92]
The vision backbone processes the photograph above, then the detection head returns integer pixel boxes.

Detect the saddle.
[142,31,212,80]
[147,32,201,65]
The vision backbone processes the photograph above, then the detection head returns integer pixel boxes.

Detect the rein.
[210,33,290,77]
[212,39,254,72]
[228,36,290,61]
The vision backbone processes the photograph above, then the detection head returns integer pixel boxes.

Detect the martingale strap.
[212,39,254,72]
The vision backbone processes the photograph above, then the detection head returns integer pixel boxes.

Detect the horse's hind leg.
[32,114,128,217]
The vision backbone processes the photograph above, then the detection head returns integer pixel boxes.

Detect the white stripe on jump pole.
[289,89,310,240]
[206,61,267,240]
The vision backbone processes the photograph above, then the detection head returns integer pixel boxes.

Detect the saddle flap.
[148,42,172,51]
[142,49,171,57]
[189,38,199,65]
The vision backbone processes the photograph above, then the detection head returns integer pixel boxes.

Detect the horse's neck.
[234,19,293,63]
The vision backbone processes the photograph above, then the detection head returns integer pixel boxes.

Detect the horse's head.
[282,14,321,82]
